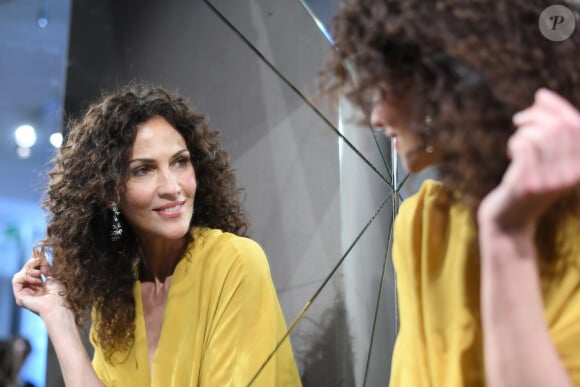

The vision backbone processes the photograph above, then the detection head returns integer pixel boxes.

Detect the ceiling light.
[14,125,37,148]
[49,132,63,148]
[37,17,48,28]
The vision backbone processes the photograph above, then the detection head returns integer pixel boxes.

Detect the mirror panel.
[203,1,419,384]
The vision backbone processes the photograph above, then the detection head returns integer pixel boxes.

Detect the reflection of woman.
[12,85,301,386]
[325,0,580,386]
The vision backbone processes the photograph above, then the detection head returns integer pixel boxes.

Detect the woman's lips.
[154,201,186,218]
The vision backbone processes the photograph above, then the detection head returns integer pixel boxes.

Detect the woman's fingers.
[25,268,44,284]
[514,88,580,130]
[511,89,580,185]
[27,248,53,276]
[22,258,44,280]
[13,249,53,292]
[534,88,580,120]
[12,248,63,315]
[497,89,580,228]
[39,264,53,277]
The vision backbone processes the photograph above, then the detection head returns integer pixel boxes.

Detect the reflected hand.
[12,248,68,318]
[478,88,580,232]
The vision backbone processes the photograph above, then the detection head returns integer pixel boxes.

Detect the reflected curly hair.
[39,83,248,360]
[323,0,580,262]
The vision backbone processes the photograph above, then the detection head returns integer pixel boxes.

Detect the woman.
[324,0,580,386]
[12,84,301,386]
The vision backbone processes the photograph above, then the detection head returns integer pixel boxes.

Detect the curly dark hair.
[323,0,580,262]
[39,83,248,360]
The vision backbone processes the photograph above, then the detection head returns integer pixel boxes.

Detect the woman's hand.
[14,250,105,386]
[12,248,68,319]
[478,88,580,233]
[477,89,579,387]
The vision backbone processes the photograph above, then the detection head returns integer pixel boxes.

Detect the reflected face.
[370,92,439,173]
[120,116,196,242]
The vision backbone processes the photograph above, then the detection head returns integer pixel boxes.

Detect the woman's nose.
[370,101,385,129]
[158,169,180,196]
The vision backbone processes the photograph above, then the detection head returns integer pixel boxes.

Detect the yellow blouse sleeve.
[542,254,580,385]
[198,236,301,387]
[89,314,112,386]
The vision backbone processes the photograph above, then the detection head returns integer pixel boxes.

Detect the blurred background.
[1,1,71,386]
[0,1,428,386]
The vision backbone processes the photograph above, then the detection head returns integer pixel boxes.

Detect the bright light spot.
[49,132,63,148]
[15,125,37,148]
[17,147,31,159]
[37,17,48,28]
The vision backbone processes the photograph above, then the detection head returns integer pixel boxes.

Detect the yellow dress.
[90,227,302,386]
[389,180,580,386]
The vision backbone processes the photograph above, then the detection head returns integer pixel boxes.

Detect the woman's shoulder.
[191,227,263,253]
[399,179,447,215]
[408,178,444,196]
[188,227,269,272]
[397,179,472,232]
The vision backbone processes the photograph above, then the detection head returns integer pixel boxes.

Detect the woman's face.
[370,91,439,173]
[119,116,196,242]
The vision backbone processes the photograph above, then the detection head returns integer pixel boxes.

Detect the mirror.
[202,1,435,385]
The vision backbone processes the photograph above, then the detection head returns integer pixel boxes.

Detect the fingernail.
[513,112,523,123]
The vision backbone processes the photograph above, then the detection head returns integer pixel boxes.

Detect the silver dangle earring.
[424,115,434,153]
[111,202,123,241]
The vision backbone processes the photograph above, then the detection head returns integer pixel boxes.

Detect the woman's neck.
[139,237,188,283]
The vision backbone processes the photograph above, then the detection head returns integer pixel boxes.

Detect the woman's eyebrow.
[128,149,189,164]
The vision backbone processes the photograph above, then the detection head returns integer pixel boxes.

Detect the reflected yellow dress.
[389,180,580,386]
[90,227,302,386]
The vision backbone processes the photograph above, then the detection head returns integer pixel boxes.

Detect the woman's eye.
[175,156,191,167]
[132,165,151,176]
